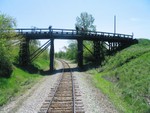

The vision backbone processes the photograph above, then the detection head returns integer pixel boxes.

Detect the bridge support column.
[108,42,113,55]
[93,41,104,64]
[19,38,30,66]
[50,39,54,71]
[77,39,83,68]
[93,41,100,64]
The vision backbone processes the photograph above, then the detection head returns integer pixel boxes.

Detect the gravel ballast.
[0,60,118,113]
[69,62,118,113]
[0,61,62,113]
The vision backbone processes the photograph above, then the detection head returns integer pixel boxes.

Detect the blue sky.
[1,0,150,51]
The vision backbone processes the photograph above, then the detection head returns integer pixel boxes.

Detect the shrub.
[0,13,16,78]
[0,39,13,78]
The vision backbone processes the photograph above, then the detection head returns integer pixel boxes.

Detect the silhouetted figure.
[76,26,79,34]
[81,27,84,31]
[49,25,52,32]
[81,27,85,34]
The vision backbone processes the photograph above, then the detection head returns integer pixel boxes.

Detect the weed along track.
[39,60,84,113]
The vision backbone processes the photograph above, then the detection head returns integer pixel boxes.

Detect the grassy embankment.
[91,39,150,113]
[0,46,49,106]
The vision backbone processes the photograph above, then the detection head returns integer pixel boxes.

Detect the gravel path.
[0,60,118,113]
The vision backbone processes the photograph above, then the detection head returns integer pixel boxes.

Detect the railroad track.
[39,60,84,113]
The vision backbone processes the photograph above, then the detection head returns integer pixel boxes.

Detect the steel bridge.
[16,28,138,71]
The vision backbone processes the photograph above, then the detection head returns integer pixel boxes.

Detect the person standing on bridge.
[75,25,79,34]
[49,25,52,33]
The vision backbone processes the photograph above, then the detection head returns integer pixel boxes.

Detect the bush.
[0,56,13,78]
[0,13,16,78]
[0,39,13,78]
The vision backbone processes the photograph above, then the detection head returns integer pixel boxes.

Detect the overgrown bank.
[0,40,49,106]
[0,57,49,106]
[92,39,150,113]
[0,12,50,106]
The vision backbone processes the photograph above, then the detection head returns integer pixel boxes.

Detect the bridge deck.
[16,28,134,42]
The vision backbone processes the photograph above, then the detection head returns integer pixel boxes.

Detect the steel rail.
[39,60,84,113]
[47,60,75,113]
[60,60,76,113]
[70,63,76,113]
[45,60,65,113]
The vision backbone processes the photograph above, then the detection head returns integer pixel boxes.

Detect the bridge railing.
[14,28,133,38]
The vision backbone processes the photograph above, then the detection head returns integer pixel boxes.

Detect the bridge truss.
[15,28,138,71]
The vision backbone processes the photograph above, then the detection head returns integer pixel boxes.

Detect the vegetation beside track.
[91,39,150,113]
[0,12,50,106]
[0,66,40,106]
[0,50,49,106]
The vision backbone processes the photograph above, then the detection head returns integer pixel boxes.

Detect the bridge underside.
[17,28,138,71]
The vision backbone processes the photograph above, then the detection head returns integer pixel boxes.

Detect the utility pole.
[114,15,116,34]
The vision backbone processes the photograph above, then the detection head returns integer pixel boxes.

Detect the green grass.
[92,39,150,113]
[0,56,50,106]
[0,32,50,106]
[0,66,41,106]
[33,57,50,70]
[93,72,132,112]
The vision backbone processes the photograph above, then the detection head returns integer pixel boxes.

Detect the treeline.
[55,41,95,64]
[55,41,78,62]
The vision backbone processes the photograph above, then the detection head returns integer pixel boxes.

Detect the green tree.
[56,12,96,63]
[75,12,96,62]
[75,12,96,31]
[66,41,78,61]
[29,40,41,54]
[0,13,16,78]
